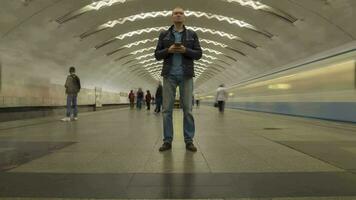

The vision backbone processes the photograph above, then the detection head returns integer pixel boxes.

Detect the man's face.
[171,8,185,23]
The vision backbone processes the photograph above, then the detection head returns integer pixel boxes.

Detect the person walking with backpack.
[62,66,81,121]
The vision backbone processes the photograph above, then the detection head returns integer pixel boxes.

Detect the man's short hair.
[172,6,184,15]
[69,66,75,73]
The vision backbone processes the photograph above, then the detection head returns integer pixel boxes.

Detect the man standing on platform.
[62,66,81,122]
[154,6,202,152]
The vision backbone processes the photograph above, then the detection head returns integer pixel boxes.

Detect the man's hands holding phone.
[168,43,186,54]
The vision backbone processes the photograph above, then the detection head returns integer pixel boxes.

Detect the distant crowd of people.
[128,81,163,113]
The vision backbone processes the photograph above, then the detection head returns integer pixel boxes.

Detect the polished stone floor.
[1,106,356,199]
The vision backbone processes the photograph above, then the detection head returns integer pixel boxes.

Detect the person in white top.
[215,84,228,113]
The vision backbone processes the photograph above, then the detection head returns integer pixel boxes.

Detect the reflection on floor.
[1,106,356,199]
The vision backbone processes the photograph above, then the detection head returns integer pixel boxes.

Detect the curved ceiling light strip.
[136,53,153,60]
[196,61,219,68]
[149,67,214,77]
[116,49,222,70]
[190,26,257,48]
[149,68,162,73]
[195,63,209,67]
[202,48,222,55]
[144,65,162,71]
[142,61,211,69]
[95,26,257,49]
[117,52,234,66]
[135,54,160,61]
[116,52,152,62]
[80,10,272,39]
[143,56,215,71]
[196,70,206,74]
[221,0,297,23]
[196,75,213,81]
[139,58,156,64]
[199,59,213,64]
[204,66,223,72]
[148,66,163,72]
[107,38,158,56]
[125,38,158,48]
[144,64,209,71]
[195,66,208,71]
[114,49,236,77]
[144,62,162,68]
[114,46,225,63]
[203,55,218,60]
[107,38,246,57]
[56,0,128,24]
[95,26,169,49]
[201,39,246,57]
[146,63,210,72]
[200,39,227,48]
[131,47,156,55]
[135,60,218,78]
[117,54,229,78]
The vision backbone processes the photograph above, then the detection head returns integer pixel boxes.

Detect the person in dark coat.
[154,81,163,113]
[128,90,135,109]
[62,66,81,121]
[145,90,152,110]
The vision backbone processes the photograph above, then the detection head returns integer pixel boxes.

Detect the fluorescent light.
[139,58,156,64]
[136,53,153,60]
[224,0,268,10]
[202,48,222,55]
[124,38,158,48]
[267,84,291,90]
[131,47,156,55]
[201,39,227,48]
[82,10,271,38]
[88,0,127,10]
[96,26,257,49]
[222,0,297,23]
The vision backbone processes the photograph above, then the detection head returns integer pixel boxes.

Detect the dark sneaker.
[159,142,172,152]
[186,142,197,152]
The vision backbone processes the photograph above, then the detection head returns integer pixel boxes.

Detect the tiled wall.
[0,83,128,108]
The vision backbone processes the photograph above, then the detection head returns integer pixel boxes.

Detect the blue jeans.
[136,99,142,109]
[155,97,162,112]
[162,75,194,144]
[66,94,78,118]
